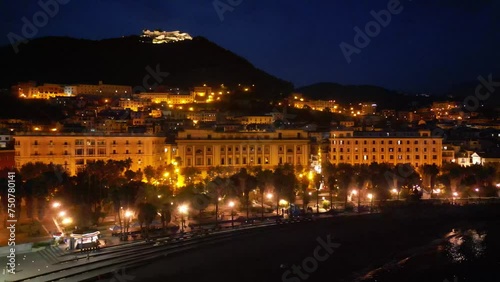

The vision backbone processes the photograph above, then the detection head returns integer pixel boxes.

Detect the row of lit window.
[185,155,300,166]
[24,140,144,146]
[26,149,143,156]
[331,154,439,161]
[332,147,437,153]
[185,145,304,154]
[332,140,437,145]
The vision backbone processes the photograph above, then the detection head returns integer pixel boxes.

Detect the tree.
[256,168,273,219]
[144,166,155,183]
[137,202,157,239]
[335,163,354,209]
[273,165,296,216]
[159,203,172,233]
[207,176,234,225]
[421,164,439,197]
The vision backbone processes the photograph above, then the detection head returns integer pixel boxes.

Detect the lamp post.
[178,205,188,232]
[228,201,235,227]
[367,193,374,213]
[124,210,132,240]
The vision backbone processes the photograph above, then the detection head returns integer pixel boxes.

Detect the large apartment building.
[14,133,167,175]
[329,130,442,167]
[175,129,311,172]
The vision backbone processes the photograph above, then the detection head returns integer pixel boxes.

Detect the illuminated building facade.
[175,129,310,172]
[329,130,443,167]
[14,133,166,175]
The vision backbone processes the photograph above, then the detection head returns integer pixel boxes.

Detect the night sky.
[1,0,499,93]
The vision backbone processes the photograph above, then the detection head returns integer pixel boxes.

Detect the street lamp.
[61,217,72,225]
[58,211,66,218]
[178,205,188,232]
[52,202,61,209]
[228,201,235,227]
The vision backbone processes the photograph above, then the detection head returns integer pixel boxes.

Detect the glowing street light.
[61,217,72,225]
[124,210,133,218]
[266,193,273,200]
[52,202,61,208]
[351,190,358,195]
[58,211,66,217]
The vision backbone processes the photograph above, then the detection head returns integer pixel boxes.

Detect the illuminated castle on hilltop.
[141,29,193,44]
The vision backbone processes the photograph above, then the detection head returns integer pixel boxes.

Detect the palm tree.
[421,164,440,197]
[137,202,157,239]
[255,168,273,219]
[159,203,172,233]
[335,163,354,210]
[207,176,233,225]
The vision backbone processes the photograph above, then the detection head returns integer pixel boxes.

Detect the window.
[381,148,384,152]
[414,141,418,145]
[64,150,68,155]
[236,157,240,165]
[98,140,106,146]
[75,139,84,145]
[390,155,394,160]
[196,158,202,166]
[207,158,212,166]
[372,148,376,152]
[389,141,393,145]
[75,148,84,155]
[113,150,116,154]
[265,157,269,164]
[279,146,283,153]
[187,158,192,166]
[339,156,343,161]
[432,155,437,160]
[221,158,225,165]
[406,148,410,152]
[98,148,106,155]
[355,155,358,160]
[243,157,247,164]
[389,148,394,152]
[138,150,142,154]
[126,150,129,154]
[415,155,420,159]
[279,157,282,164]
[372,140,376,145]
[355,141,358,145]
[49,140,54,146]
[228,158,232,165]
[340,148,344,153]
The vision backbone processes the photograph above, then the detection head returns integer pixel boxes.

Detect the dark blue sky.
[1,0,499,93]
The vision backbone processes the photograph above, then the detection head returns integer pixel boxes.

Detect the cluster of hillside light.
[141,30,192,44]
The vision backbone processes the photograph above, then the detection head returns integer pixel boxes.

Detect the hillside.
[295,82,434,110]
[0,35,293,96]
